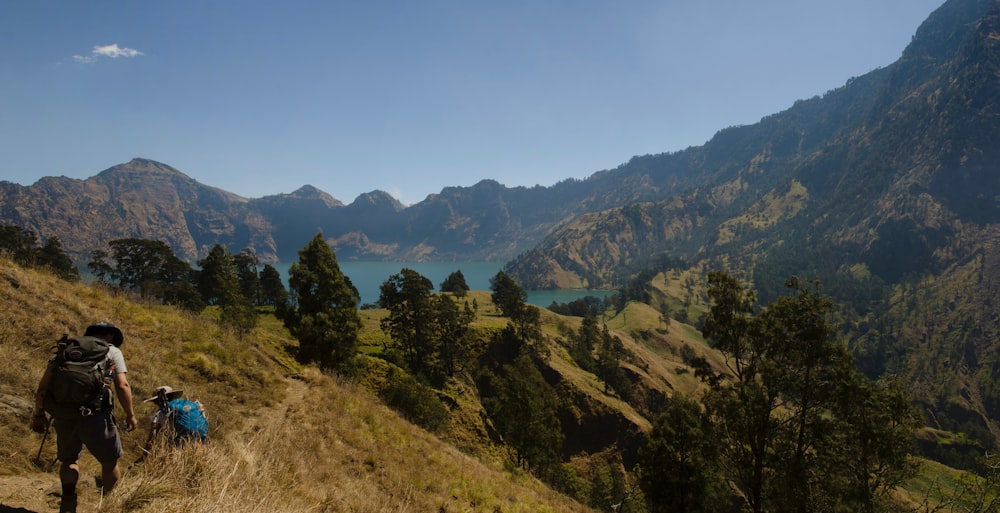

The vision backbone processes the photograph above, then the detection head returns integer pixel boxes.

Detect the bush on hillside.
[379,368,449,433]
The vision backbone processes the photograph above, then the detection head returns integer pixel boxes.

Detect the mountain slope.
[0,257,603,512]
[507,0,1000,458]
[509,0,1000,292]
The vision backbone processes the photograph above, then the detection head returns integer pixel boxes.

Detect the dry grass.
[0,257,593,512]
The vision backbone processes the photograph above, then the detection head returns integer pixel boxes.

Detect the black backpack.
[42,335,113,418]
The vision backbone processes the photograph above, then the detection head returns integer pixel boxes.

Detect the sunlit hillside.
[0,257,596,513]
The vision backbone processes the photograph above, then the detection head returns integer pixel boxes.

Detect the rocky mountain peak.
[286,185,343,207]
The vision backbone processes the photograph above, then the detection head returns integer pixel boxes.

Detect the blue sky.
[1,1,944,205]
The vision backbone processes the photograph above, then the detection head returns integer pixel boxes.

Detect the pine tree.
[198,244,239,306]
[379,268,437,378]
[284,233,361,373]
[638,394,724,513]
[259,263,289,309]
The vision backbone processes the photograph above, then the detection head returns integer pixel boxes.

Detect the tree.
[490,271,540,341]
[699,272,917,513]
[0,225,38,266]
[701,271,757,383]
[219,293,257,335]
[88,249,113,284]
[379,268,474,385]
[639,394,725,513]
[430,294,475,380]
[92,238,203,310]
[284,233,361,373]
[104,238,191,293]
[379,268,437,378]
[198,244,239,306]
[233,248,261,305]
[756,277,849,513]
[439,269,470,297]
[35,236,79,281]
[569,315,600,372]
[549,295,606,317]
[490,271,527,319]
[478,330,564,475]
[197,245,258,335]
[595,324,632,401]
[827,375,920,513]
[700,271,773,513]
[259,263,289,309]
[0,226,78,280]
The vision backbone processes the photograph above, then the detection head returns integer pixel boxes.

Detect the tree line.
[86,238,288,335]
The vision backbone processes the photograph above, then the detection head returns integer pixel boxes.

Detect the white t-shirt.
[108,345,127,374]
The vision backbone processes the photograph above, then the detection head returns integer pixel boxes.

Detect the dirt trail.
[0,472,77,513]
[0,376,309,513]
[250,374,309,432]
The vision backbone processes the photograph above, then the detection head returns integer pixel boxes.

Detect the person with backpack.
[29,321,138,513]
[139,385,209,458]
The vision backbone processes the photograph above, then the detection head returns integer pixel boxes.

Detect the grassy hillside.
[4,256,995,512]
[0,257,595,513]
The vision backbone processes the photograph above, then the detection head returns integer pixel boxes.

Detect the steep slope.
[509,0,1000,292]
[508,0,1000,458]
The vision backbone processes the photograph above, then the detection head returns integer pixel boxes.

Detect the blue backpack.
[163,398,209,442]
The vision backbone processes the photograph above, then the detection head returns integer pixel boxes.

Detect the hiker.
[30,321,138,513]
[139,385,208,459]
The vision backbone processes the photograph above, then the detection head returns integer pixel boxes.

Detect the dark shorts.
[53,413,123,464]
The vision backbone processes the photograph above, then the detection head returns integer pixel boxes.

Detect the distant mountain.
[0,159,254,263]
[0,159,662,265]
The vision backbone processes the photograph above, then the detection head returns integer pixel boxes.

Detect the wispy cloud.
[73,44,144,64]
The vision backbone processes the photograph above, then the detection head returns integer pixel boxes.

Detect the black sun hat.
[84,321,124,347]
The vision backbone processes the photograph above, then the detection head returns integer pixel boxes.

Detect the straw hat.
[144,385,184,403]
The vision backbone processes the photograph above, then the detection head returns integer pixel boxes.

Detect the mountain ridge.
[505,0,1000,461]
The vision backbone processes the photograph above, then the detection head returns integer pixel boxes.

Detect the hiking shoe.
[59,493,77,513]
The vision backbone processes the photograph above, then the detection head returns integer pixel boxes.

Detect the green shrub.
[379,370,449,433]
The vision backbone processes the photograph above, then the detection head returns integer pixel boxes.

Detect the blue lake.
[273,261,614,307]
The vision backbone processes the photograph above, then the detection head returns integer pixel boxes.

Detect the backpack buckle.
[79,406,94,417]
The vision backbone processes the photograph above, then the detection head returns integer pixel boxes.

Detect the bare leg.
[59,460,79,493]
[100,460,122,493]
[58,461,79,513]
